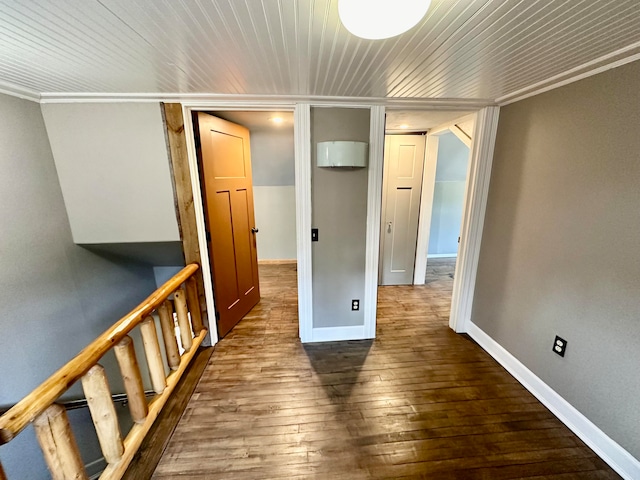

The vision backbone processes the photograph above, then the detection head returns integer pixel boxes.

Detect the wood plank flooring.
[153,263,619,479]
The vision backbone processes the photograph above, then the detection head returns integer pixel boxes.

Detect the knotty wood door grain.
[194,113,260,338]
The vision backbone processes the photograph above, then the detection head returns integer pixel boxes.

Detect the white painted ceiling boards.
[1,0,640,103]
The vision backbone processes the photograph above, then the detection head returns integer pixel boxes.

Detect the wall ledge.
[467,321,640,480]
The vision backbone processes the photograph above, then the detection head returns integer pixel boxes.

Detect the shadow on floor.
[303,339,373,400]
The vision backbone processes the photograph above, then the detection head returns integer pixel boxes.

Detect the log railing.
[0,264,206,480]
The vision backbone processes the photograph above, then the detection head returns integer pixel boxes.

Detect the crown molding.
[5,40,640,108]
[0,80,40,103]
[37,91,493,109]
[497,40,640,106]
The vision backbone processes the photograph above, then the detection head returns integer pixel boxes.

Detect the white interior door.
[379,134,426,285]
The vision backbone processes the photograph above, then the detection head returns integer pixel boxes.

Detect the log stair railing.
[0,264,206,480]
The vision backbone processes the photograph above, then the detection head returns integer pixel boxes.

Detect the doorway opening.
[377,109,475,326]
[191,109,297,339]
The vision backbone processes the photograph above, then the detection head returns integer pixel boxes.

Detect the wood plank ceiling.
[1,0,640,102]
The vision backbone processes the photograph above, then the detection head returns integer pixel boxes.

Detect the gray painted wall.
[311,107,370,328]
[472,60,640,458]
[250,128,297,260]
[435,132,469,182]
[41,102,180,244]
[429,132,469,255]
[251,129,295,186]
[0,94,158,478]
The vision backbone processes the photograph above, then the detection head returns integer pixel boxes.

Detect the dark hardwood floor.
[425,257,456,286]
[152,262,618,479]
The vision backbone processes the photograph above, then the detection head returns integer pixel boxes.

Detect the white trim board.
[301,104,383,343]
[38,92,492,109]
[294,104,313,343]
[307,325,367,343]
[449,106,500,333]
[0,79,41,102]
[414,111,475,287]
[413,134,439,285]
[467,321,640,480]
[496,40,640,106]
[363,105,385,339]
[427,253,457,259]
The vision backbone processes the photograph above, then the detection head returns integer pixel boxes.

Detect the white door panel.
[380,135,426,285]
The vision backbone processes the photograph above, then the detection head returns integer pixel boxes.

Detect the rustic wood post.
[33,404,88,480]
[186,277,204,334]
[174,289,193,352]
[114,336,148,423]
[140,317,167,394]
[158,300,180,370]
[162,103,207,316]
[81,365,124,464]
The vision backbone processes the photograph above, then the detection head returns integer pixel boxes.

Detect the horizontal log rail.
[0,263,207,480]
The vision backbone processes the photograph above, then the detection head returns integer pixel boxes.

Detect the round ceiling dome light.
[338,0,431,40]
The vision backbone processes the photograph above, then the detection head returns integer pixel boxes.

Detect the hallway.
[152,264,617,479]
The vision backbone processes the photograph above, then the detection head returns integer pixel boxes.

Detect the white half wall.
[253,186,297,260]
[41,102,180,244]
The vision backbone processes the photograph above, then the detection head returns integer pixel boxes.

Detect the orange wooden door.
[194,112,260,337]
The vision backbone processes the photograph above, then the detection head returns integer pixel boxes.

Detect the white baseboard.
[467,321,640,480]
[427,253,457,258]
[306,325,370,343]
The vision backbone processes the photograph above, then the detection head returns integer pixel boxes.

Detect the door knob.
[251,227,259,233]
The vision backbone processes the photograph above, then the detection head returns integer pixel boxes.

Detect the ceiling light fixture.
[270,116,284,124]
[400,124,409,129]
[338,0,431,40]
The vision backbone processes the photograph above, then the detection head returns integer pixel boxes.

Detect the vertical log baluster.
[174,289,193,352]
[81,364,124,464]
[140,316,167,394]
[113,336,148,423]
[0,460,7,480]
[185,277,204,334]
[158,300,180,370]
[33,404,88,480]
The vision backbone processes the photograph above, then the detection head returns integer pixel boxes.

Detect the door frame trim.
[180,101,297,345]
[301,104,385,343]
[294,104,313,342]
[364,106,386,339]
[178,101,498,342]
[449,106,500,332]
[413,133,440,285]
[413,114,476,286]
[413,107,500,333]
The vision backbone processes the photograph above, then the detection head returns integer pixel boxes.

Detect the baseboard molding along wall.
[466,321,640,480]
[308,325,370,343]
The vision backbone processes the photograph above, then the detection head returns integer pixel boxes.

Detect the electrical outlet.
[351,299,360,311]
[553,335,567,357]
